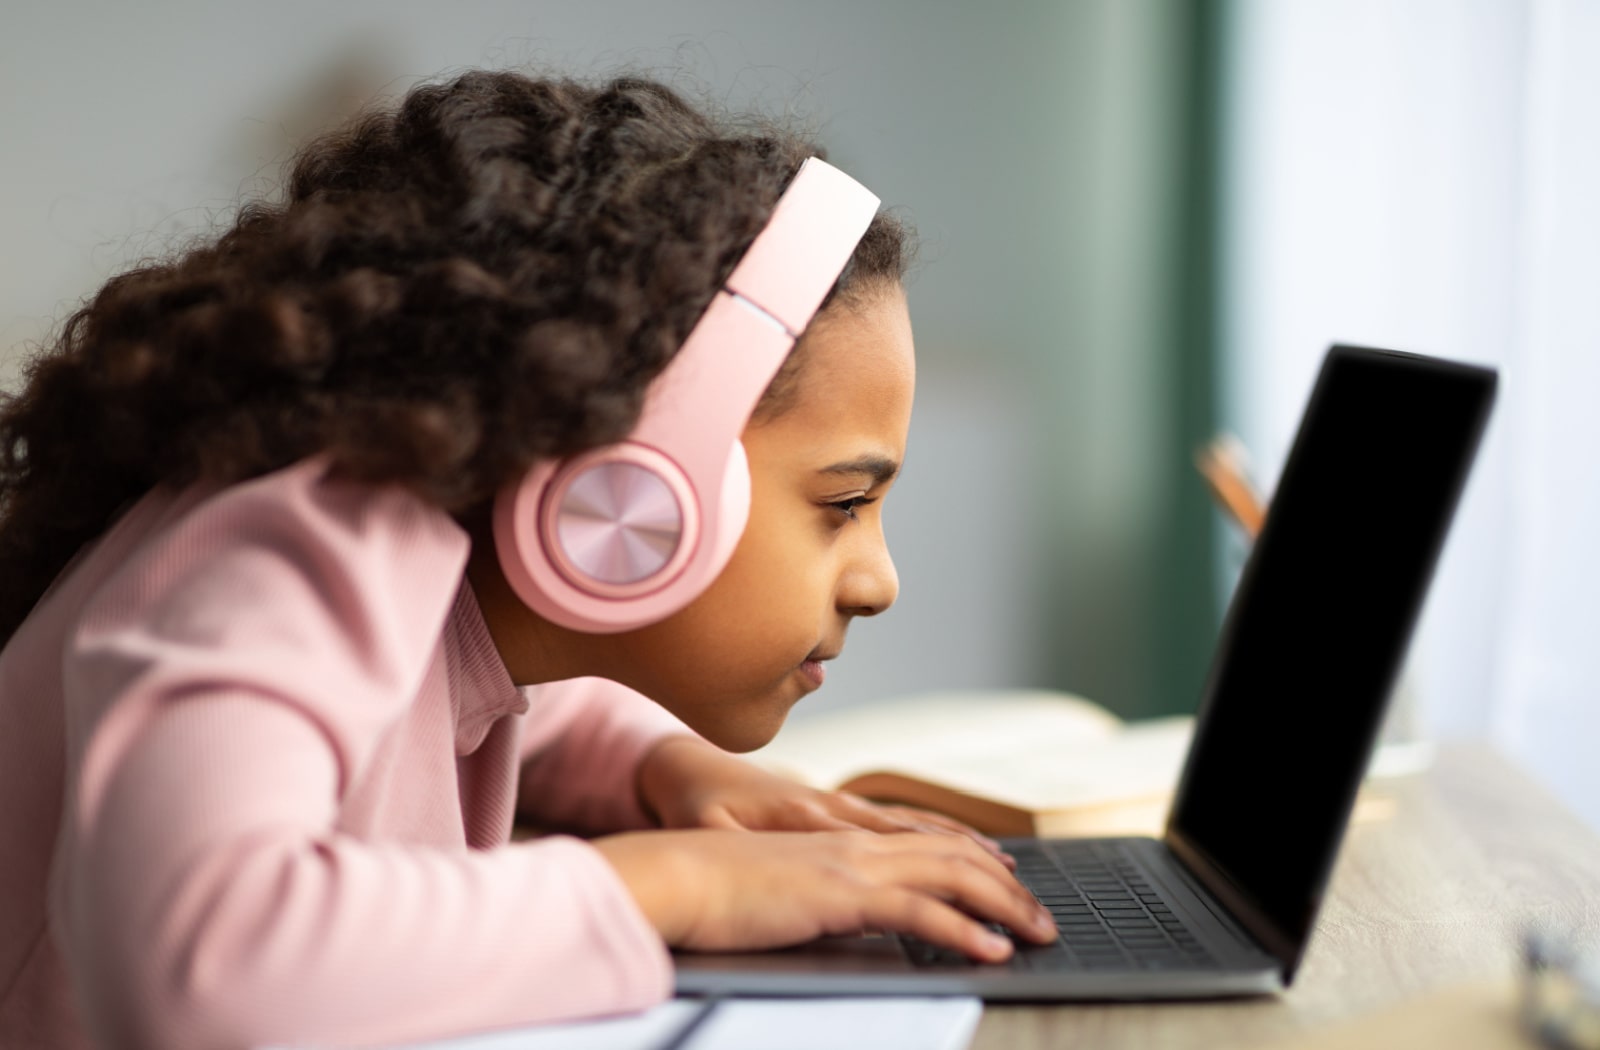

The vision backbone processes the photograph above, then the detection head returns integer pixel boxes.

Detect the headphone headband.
[627,157,880,493]
[494,157,881,632]
[725,157,884,335]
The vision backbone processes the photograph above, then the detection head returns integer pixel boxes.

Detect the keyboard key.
[1119,934,1172,947]
[1071,947,1123,960]
[1064,935,1117,949]
[1051,908,1094,921]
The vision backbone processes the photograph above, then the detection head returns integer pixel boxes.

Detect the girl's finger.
[833,793,988,837]
[770,800,868,833]
[697,807,749,831]
[918,851,1057,947]
[858,887,1016,963]
[862,833,1051,944]
[887,806,998,842]
[831,795,1014,867]
[827,792,927,833]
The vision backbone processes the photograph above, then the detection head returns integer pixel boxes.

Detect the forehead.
[745,286,915,458]
[805,289,913,381]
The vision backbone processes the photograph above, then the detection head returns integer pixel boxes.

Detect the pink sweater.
[0,458,689,1049]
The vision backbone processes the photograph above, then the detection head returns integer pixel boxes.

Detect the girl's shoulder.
[58,457,473,675]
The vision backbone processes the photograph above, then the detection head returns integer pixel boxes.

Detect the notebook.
[675,344,1498,1000]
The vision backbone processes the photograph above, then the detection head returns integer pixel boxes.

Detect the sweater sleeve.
[516,677,696,833]
[57,462,671,1050]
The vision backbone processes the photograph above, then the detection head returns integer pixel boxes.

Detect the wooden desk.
[971,744,1600,1049]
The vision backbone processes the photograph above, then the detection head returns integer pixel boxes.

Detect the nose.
[837,526,899,618]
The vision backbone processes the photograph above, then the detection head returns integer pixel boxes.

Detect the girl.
[0,71,1055,1049]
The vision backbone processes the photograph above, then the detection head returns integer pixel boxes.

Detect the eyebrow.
[817,455,900,487]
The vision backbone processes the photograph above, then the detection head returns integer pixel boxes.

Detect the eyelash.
[827,496,877,521]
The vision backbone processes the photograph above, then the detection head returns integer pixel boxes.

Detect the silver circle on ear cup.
[551,460,685,587]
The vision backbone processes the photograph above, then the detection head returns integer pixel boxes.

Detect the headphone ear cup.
[492,440,751,633]
[493,457,561,620]
[540,445,697,596]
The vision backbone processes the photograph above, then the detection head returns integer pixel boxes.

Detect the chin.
[681,691,800,754]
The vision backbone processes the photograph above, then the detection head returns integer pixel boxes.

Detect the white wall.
[1221,0,1600,827]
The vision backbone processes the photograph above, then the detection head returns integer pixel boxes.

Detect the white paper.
[270,996,984,1050]
[381,1000,701,1049]
[689,997,982,1050]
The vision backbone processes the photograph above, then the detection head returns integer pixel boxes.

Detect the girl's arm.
[71,698,670,1049]
[515,676,693,832]
[516,681,1011,859]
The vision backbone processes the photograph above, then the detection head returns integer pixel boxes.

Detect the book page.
[885,717,1194,812]
[749,689,1124,793]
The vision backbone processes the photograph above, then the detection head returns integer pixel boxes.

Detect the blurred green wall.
[999,0,1223,719]
[1,0,1222,720]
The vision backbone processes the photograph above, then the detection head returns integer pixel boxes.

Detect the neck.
[463,519,596,687]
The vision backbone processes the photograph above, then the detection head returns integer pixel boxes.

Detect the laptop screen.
[1167,345,1496,966]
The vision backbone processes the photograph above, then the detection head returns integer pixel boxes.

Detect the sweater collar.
[445,580,529,754]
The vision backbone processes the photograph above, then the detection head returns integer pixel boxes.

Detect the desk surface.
[970,744,1600,1050]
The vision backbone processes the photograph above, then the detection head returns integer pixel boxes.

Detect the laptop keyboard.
[904,840,1220,971]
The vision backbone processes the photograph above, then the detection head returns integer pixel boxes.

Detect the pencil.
[1194,434,1266,540]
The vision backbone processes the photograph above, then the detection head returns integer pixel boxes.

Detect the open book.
[749,690,1194,838]
[752,687,1426,838]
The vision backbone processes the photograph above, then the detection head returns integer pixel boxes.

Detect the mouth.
[798,647,841,689]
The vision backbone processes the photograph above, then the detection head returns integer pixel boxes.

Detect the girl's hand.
[636,735,1012,866]
[593,828,1058,962]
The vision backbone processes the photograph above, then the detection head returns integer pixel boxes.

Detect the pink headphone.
[492,157,881,633]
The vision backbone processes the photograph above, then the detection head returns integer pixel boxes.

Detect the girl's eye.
[827,496,876,521]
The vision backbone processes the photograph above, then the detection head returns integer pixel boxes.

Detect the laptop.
[675,344,1498,1000]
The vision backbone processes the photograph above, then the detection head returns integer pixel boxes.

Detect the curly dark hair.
[0,70,910,644]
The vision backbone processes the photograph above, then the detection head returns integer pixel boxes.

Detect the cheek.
[627,517,822,680]
[627,597,811,752]
[610,493,834,747]
[696,516,826,656]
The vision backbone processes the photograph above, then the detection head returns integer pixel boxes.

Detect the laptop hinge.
[1164,829,1303,980]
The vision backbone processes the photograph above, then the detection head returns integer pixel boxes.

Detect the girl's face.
[469,283,914,752]
[615,283,915,751]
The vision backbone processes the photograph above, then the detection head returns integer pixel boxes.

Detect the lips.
[798,647,840,688]
[798,659,827,687]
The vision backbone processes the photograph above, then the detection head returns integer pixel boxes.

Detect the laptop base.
[674,837,1284,1002]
